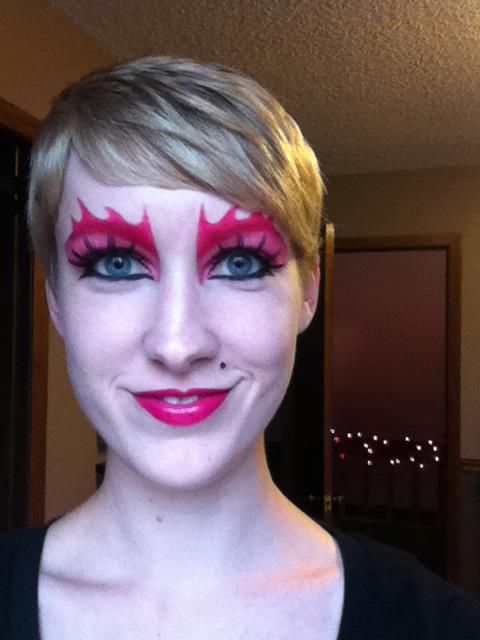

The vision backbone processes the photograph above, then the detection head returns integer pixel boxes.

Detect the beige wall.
[0,0,111,119]
[327,167,480,460]
[0,0,112,519]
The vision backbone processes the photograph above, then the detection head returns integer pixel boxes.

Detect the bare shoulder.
[40,501,121,581]
[259,516,344,639]
[38,510,138,640]
[38,508,344,640]
[229,507,344,639]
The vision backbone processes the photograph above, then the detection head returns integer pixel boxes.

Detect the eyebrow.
[197,205,288,260]
[66,198,159,257]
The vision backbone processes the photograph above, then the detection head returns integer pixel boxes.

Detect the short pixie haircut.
[28,56,324,283]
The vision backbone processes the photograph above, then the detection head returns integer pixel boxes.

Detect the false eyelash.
[208,234,283,277]
[69,236,148,277]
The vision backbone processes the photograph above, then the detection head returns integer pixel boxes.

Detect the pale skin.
[39,154,344,639]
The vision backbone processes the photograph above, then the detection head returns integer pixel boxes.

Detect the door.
[329,237,461,579]
[0,126,33,530]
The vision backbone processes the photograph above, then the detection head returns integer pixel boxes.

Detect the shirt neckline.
[322,523,372,640]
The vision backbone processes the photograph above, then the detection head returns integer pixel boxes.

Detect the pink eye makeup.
[65,199,160,281]
[197,205,289,282]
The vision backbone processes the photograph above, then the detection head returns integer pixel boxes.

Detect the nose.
[142,273,220,374]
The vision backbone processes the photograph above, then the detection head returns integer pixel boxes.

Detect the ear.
[298,263,320,334]
[46,280,64,338]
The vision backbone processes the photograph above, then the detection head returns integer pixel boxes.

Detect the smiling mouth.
[133,388,230,428]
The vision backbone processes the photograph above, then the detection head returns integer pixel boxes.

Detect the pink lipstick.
[134,388,230,428]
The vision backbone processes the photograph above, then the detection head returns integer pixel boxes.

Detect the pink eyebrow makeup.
[65,199,160,279]
[197,205,289,280]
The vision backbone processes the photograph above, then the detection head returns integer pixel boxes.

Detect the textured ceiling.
[49,0,480,175]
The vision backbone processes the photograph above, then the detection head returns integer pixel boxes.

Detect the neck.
[84,438,294,585]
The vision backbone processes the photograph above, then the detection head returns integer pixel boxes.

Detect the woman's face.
[49,154,318,489]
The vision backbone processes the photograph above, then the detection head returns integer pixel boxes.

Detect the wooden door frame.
[0,96,47,526]
[321,224,335,523]
[334,233,461,582]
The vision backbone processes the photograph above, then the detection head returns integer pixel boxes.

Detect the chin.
[105,435,257,494]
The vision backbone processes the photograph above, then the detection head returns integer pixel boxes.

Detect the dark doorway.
[265,224,334,517]
[329,237,461,580]
[0,126,34,530]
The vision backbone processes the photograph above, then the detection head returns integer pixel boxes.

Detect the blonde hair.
[28,56,324,283]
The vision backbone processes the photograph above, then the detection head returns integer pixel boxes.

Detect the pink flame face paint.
[197,205,289,281]
[65,199,160,279]
[134,388,231,427]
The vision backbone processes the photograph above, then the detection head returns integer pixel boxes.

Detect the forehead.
[59,154,258,228]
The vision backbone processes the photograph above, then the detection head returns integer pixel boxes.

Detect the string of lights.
[329,428,442,469]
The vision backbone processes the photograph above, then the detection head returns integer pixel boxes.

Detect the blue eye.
[72,247,153,281]
[225,252,260,278]
[97,255,137,278]
[209,248,274,281]
[89,252,150,280]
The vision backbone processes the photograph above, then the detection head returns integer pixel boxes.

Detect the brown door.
[329,236,461,580]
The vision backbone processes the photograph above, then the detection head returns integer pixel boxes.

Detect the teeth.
[162,395,200,405]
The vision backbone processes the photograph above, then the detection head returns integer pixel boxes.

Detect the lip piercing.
[220,362,226,369]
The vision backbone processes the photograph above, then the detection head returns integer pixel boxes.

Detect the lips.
[134,388,230,428]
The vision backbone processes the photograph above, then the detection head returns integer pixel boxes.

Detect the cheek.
[59,290,147,375]
[216,285,301,372]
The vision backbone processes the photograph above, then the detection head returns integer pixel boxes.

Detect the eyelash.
[70,238,152,281]
[208,236,283,281]
[68,236,284,282]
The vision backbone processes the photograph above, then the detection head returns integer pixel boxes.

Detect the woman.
[2,57,479,639]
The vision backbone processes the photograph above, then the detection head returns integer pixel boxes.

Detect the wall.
[0,0,112,519]
[0,1,111,120]
[327,167,480,592]
[327,167,480,460]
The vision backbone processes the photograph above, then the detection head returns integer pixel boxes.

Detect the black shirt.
[1,522,479,639]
